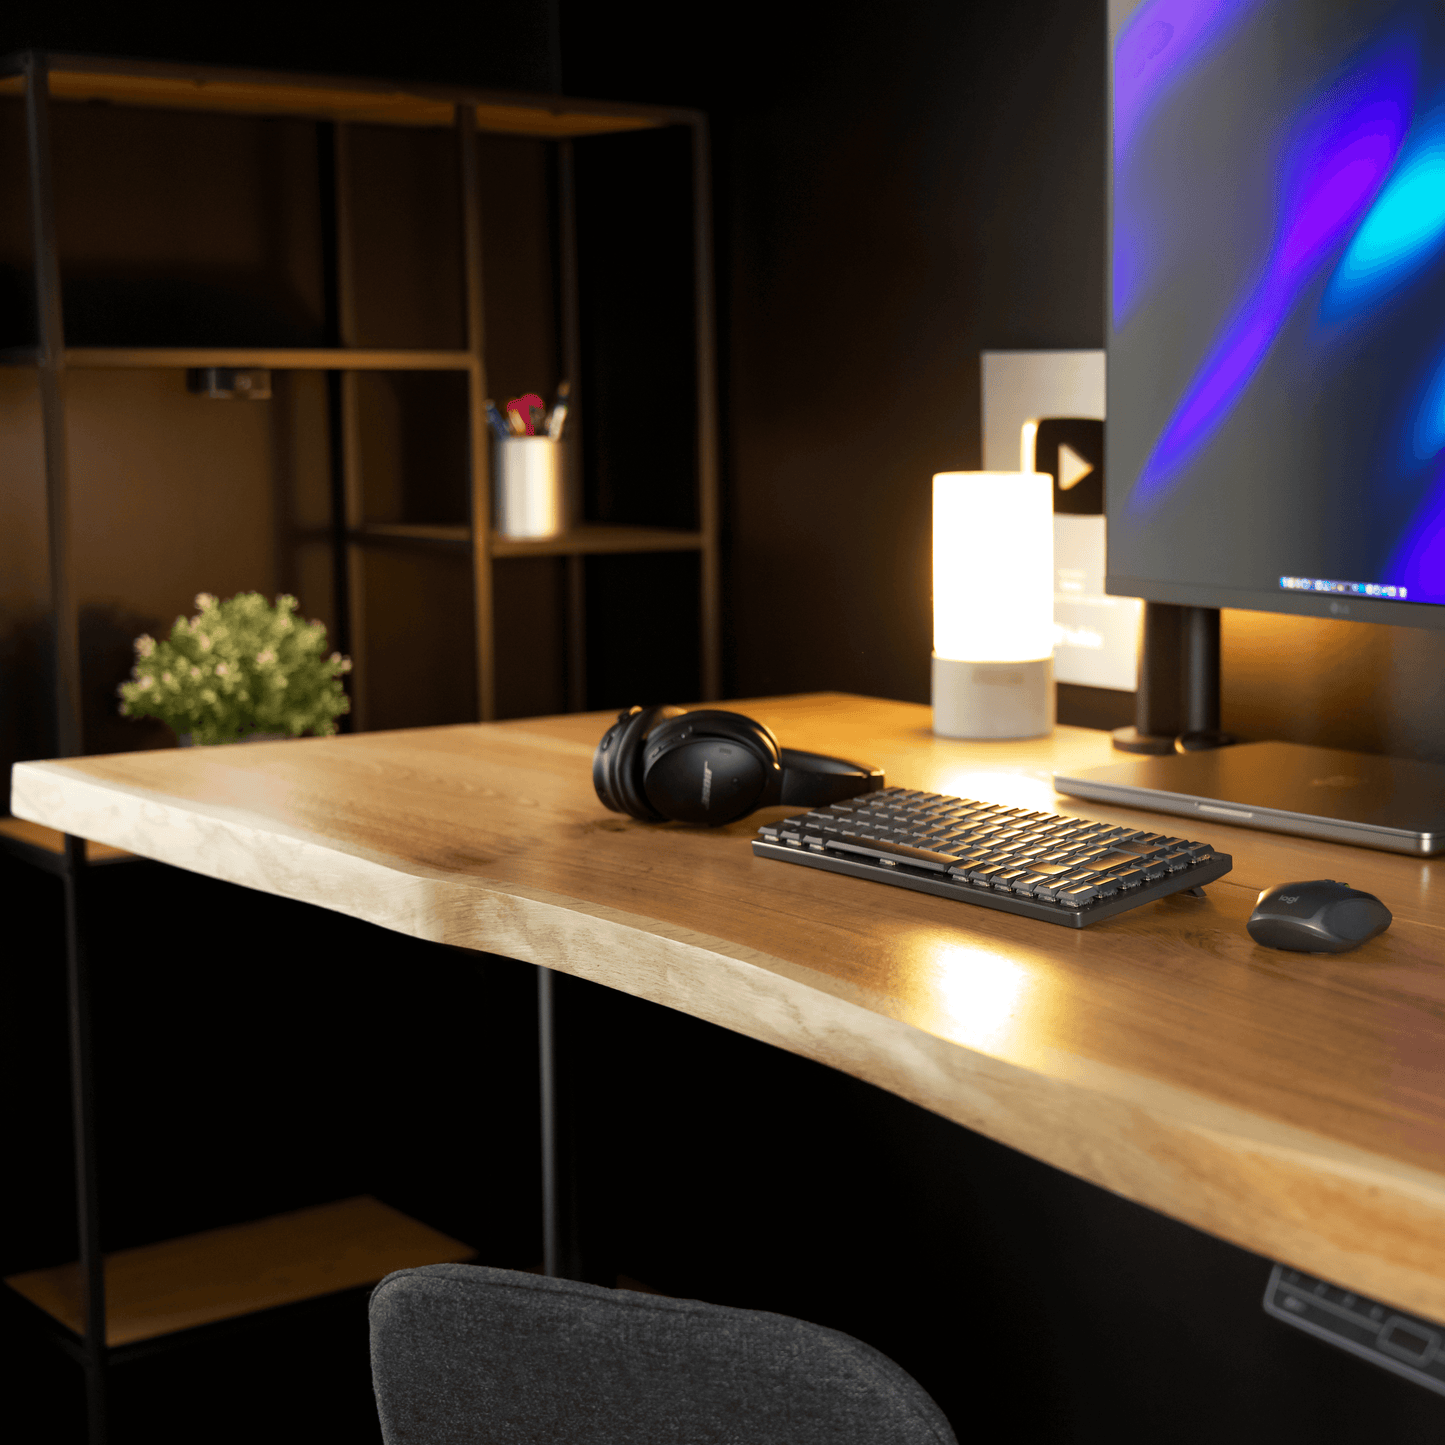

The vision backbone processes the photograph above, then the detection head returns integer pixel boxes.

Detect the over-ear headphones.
[592,705,885,826]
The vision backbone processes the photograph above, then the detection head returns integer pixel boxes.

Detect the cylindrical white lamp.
[932,470,1055,739]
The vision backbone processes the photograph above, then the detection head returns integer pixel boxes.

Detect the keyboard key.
[824,834,962,873]
[991,869,1032,889]
[1104,867,1147,887]
[965,863,1014,884]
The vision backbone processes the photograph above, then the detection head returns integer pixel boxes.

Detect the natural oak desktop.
[11,693,1445,1327]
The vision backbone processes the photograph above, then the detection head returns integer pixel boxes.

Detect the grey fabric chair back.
[370,1262,958,1445]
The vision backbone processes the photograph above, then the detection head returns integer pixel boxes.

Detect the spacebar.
[824,834,961,872]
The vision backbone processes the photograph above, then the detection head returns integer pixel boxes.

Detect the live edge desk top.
[11,694,1445,1322]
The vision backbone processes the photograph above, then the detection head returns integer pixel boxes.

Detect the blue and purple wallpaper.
[1108,0,1445,613]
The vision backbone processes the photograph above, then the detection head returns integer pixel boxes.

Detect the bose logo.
[701,761,713,807]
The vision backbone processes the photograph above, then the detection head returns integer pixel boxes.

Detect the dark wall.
[560,0,1445,760]
[0,2,561,93]
[561,0,1109,705]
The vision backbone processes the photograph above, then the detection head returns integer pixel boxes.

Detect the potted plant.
[118,592,352,745]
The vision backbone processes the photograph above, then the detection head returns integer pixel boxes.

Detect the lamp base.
[932,655,1054,740]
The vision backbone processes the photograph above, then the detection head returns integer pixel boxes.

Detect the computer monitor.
[1106,0,1445,633]
[1052,0,1445,853]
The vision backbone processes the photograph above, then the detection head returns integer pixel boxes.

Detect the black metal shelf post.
[62,834,107,1443]
[25,52,82,761]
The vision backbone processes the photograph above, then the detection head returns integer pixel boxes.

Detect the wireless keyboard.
[752,786,1232,928]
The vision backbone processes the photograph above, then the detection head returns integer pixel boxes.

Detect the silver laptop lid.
[1054,741,1445,855]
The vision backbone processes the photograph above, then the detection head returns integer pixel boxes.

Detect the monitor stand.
[1110,602,1236,754]
[1058,602,1445,854]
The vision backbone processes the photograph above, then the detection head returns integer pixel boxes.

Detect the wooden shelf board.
[0,65,668,137]
[348,524,708,557]
[62,347,476,372]
[0,816,133,865]
[355,523,470,546]
[3,1196,475,1348]
[473,102,659,139]
[490,526,706,558]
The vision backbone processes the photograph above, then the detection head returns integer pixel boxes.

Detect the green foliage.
[118,592,352,745]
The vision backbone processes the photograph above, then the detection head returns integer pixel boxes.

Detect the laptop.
[1053,741,1445,856]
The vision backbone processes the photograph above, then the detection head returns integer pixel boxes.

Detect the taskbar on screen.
[1103,575,1445,629]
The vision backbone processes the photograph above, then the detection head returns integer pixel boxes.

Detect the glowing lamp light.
[932,471,1055,739]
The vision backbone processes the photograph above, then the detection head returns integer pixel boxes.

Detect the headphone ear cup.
[593,706,682,820]
[650,710,782,768]
[639,709,782,825]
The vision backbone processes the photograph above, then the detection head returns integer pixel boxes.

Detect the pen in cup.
[547,380,571,439]
[485,400,511,440]
[506,393,545,435]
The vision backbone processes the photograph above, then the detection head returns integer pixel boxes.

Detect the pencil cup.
[494,436,564,539]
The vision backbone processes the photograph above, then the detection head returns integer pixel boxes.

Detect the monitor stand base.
[1176,728,1239,752]
[1111,726,1177,755]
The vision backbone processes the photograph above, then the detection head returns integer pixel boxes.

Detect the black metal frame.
[5,49,719,1440]
[25,52,82,761]
[62,834,107,1442]
[10,46,719,753]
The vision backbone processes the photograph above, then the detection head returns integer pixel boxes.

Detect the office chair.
[369,1262,959,1444]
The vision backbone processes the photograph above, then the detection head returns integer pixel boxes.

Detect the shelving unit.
[2,48,720,756]
[0,48,719,1443]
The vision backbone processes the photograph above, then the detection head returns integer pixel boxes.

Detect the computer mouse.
[1247,880,1392,953]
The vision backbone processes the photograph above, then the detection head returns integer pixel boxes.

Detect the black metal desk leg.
[537,965,585,1280]
[538,964,561,1278]
[63,834,107,1444]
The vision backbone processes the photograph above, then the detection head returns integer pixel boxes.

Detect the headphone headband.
[778,747,885,808]
[592,706,883,825]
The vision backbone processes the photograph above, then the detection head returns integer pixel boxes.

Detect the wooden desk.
[11,693,1445,1325]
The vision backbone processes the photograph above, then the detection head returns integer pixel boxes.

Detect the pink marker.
[506,394,545,436]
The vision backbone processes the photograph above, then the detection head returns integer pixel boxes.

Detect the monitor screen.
[1107,0,1445,631]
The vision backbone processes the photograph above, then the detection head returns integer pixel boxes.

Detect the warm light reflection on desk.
[934,766,1062,814]
[910,939,1056,1060]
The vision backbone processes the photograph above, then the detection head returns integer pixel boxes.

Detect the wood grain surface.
[4,1196,474,1346]
[11,694,1445,1322]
